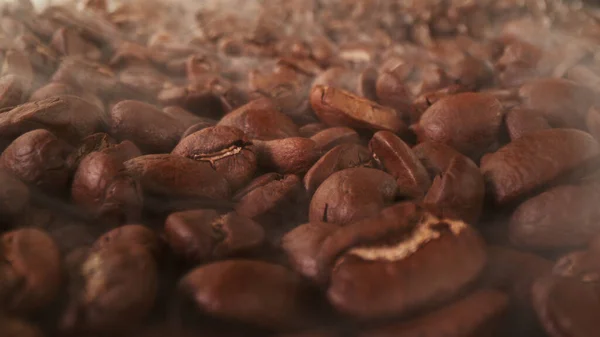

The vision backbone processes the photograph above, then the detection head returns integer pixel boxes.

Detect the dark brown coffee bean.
[323,206,486,319]
[71,147,143,223]
[124,154,231,206]
[310,86,407,134]
[375,63,412,114]
[519,78,595,128]
[304,144,372,196]
[0,129,71,193]
[424,154,485,224]
[180,119,219,140]
[94,224,160,256]
[311,67,378,101]
[449,55,494,90]
[28,82,78,101]
[370,131,431,199]
[309,168,399,226]
[65,133,117,170]
[218,98,300,140]
[0,74,28,109]
[0,316,45,337]
[412,92,503,160]
[310,127,361,153]
[281,222,340,283]
[179,260,316,330]
[234,173,304,228]
[254,137,320,175]
[163,106,206,128]
[165,209,265,263]
[509,182,600,250]
[505,108,551,141]
[61,244,158,334]
[172,126,257,191]
[50,27,102,60]
[0,169,29,217]
[13,33,58,76]
[0,228,61,314]
[110,100,199,154]
[299,123,328,138]
[412,141,464,180]
[586,106,600,142]
[481,129,600,205]
[358,290,508,337]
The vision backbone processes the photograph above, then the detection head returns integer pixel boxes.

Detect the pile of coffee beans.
[1,0,600,336]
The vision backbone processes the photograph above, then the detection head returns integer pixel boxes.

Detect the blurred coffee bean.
[0,169,29,218]
[310,127,361,153]
[0,129,71,193]
[586,106,600,142]
[172,126,257,191]
[0,228,61,314]
[65,133,117,170]
[93,224,161,258]
[254,137,320,175]
[0,316,45,337]
[50,27,102,60]
[481,129,600,205]
[180,119,219,140]
[0,74,28,109]
[412,141,464,180]
[165,209,265,263]
[28,82,78,101]
[505,108,551,141]
[412,92,503,160]
[309,168,399,226]
[370,131,431,199]
[299,123,328,138]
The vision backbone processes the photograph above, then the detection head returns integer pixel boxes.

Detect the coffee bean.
[119,64,172,99]
[165,209,265,263]
[0,129,71,193]
[312,67,378,101]
[481,129,600,205]
[0,228,61,314]
[254,137,320,175]
[310,86,407,134]
[50,27,102,60]
[370,131,431,199]
[310,167,398,226]
[509,181,600,250]
[172,126,257,191]
[304,144,372,196]
[94,224,162,258]
[505,108,551,141]
[218,98,300,140]
[179,260,317,330]
[299,123,328,138]
[0,74,28,109]
[51,57,119,98]
[310,127,361,153]
[28,82,79,102]
[0,316,45,337]
[358,290,508,337]
[1,49,34,88]
[424,154,485,224]
[412,92,504,160]
[180,119,219,140]
[65,133,117,170]
[412,141,464,180]
[0,169,29,217]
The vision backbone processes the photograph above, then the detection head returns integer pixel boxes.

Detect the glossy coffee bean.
[309,168,399,226]
[369,131,431,199]
[412,92,503,160]
[65,133,118,170]
[412,141,464,179]
[481,129,600,205]
[165,209,265,263]
[0,129,71,193]
[254,137,321,175]
[172,126,257,191]
[179,260,317,330]
[310,86,407,134]
[0,228,61,314]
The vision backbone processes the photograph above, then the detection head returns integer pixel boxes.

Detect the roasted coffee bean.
[172,126,257,191]
[358,290,508,337]
[13,34,58,76]
[0,316,45,337]
[50,27,102,60]
[509,181,600,250]
[309,168,399,226]
[28,82,78,102]
[0,129,71,193]
[51,57,119,97]
[375,63,412,114]
[304,144,372,196]
[61,244,158,334]
[481,129,600,205]
[0,228,61,314]
[93,224,161,258]
[163,105,207,128]
[311,67,378,101]
[165,209,265,263]
[519,78,595,128]
[124,154,231,208]
[505,108,551,141]
[424,154,485,224]
[71,146,143,223]
[0,169,29,217]
[0,95,108,146]
[299,123,328,138]
[321,205,486,319]
[532,247,600,337]
[65,133,117,170]
[180,119,219,140]
[586,106,600,142]
[412,92,503,160]
[118,64,172,98]
[412,141,464,180]
[110,100,202,154]
[281,221,340,283]
[254,137,320,175]
[0,74,28,109]
[234,173,304,228]
[1,49,34,88]
[218,98,300,140]
[310,127,361,153]
[310,86,407,134]
[179,260,317,330]
[370,131,431,199]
